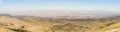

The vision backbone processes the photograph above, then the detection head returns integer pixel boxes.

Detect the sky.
[0,0,120,15]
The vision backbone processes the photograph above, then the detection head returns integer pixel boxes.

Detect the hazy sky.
[0,0,120,15]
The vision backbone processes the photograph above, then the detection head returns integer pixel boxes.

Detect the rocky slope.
[0,14,120,32]
[0,16,53,32]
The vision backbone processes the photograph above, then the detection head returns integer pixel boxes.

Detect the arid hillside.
[0,14,120,32]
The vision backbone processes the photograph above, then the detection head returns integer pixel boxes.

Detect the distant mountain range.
[0,12,120,18]
[2,10,120,16]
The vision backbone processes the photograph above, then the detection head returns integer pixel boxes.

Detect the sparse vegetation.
[0,14,120,32]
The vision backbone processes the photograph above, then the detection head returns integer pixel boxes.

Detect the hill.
[0,14,120,32]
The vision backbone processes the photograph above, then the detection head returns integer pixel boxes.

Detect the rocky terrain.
[0,14,120,32]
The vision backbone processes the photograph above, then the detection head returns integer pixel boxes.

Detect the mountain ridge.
[0,14,120,32]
